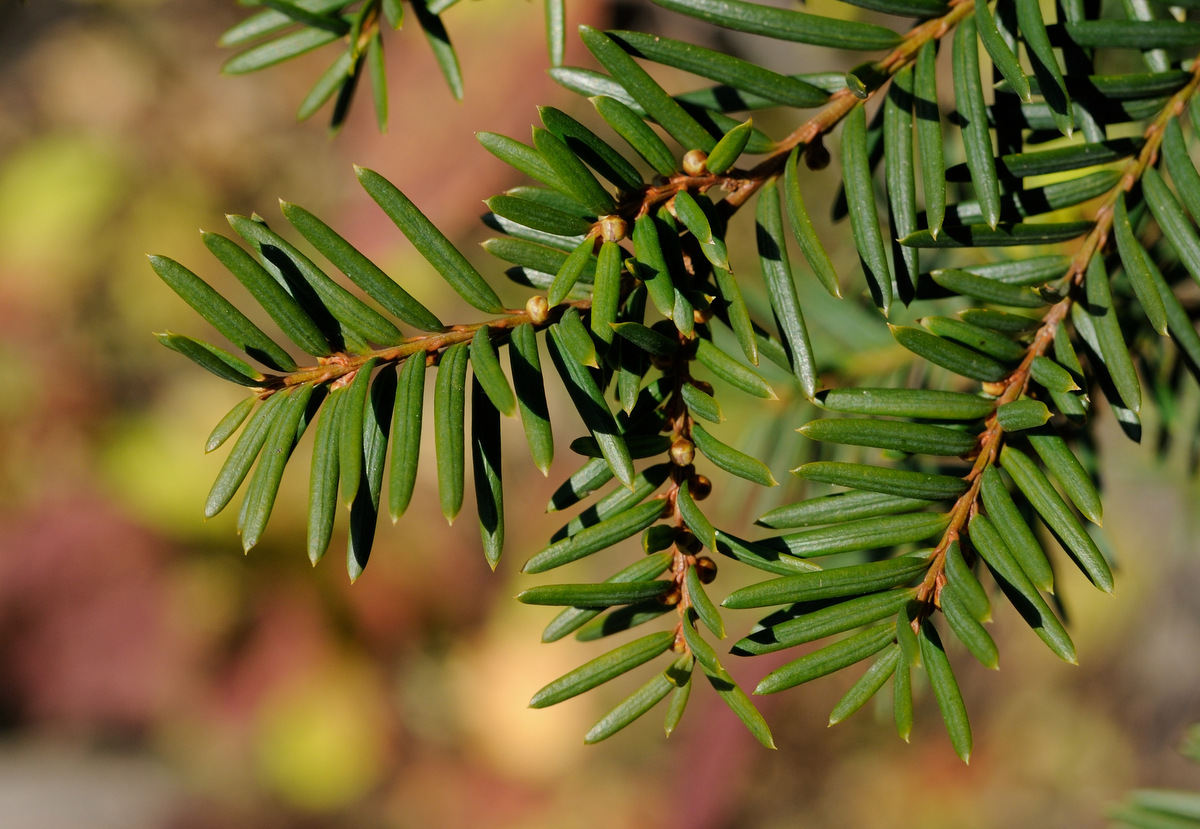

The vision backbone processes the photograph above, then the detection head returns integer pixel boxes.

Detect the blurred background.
[0,0,1197,826]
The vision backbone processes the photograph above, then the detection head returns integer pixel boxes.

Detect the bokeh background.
[0,0,1197,826]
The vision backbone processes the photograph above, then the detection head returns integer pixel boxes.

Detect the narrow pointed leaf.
[778,513,950,558]
[890,325,1009,382]
[954,15,1000,228]
[704,117,753,175]
[207,396,257,454]
[830,646,901,725]
[156,333,266,387]
[206,392,289,518]
[222,27,342,75]
[817,388,994,420]
[585,671,675,744]
[357,167,503,312]
[592,95,677,177]
[944,541,990,622]
[673,191,729,270]
[713,265,757,365]
[547,457,614,511]
[631,214,678,315]
[1084,257,1141,414]
[756,623,897,694]
[757,177,817,396]
[307,387,343,563]
[523,499,666,573]
[529,630,675,708]
[799,417,977,456]
[979,466,1054,592]
[542,552,673,643]
[551,464,670,541]
[733,588,914,655]
[650,0,901,50]
[685,566,725,639]
[691,422,777,487]
[151,256,296,371]
[610,31,827,108]
[477,132,569,192]
[388,355,426,521]
[338,359,377,510]
[202,231,331,357]
[1143,166,1200,287]
[471,378,505,568]
[968,512,1075,662]
[1016,0,1071,135]
[919,619,972,762]
[509,323,554,474]
[241,385,314,551]
[296,49,355,122]
[228,215,404,346]
[681,382,722,423]
[942,586,999,669]
[1063,20,1200,49]
[931,269,1050,308]
[757,491,934,530]
[435,343,469,523]
[701,659,776,748]
[546,327,634,486]
[1000,445,1113,593]
[411,1,462,99]
[725,554,930,608]
[1112,192,1168,336]
[996,399,1051,431]
[663,672,692,737]
[591,240,622,346]
[219,0,347,47]
[842,104,892,314]
[974,0,1029,101]
[1027,432,1099,527]
[1031,356,1079,392]
[540,104,644,193]
[347,366,395,579]
[793,461,967,501]
[921,314,1027,362]
[784,147,840,297]
[694,339,775,399]
[555,307,599,368]
[470,327,516,417]
[486,194,594,239]
[519,580,672,607]
[283,201,444,332]
[894,660,913,741]
[914,41,945,239]
[677,479,717,552]
[581,27,715,153]
[532,127,617,216]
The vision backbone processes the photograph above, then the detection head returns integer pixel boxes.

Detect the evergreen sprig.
[159,0,1200,752]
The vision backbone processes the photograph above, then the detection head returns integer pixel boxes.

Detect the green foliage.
[159,0,1200,756]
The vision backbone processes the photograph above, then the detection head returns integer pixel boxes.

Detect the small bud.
[693,307,714,324]
[690,380,714,397]
[683,149,708,176]
[676,531,703,555]
[649,352,674,370]
[598,214,627,242]
[690,474,712,501]
[658,587,682,606]
[694,556,717,584]
[670,437,695,466]
[526,294,550,323]
[804,137,830,171]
